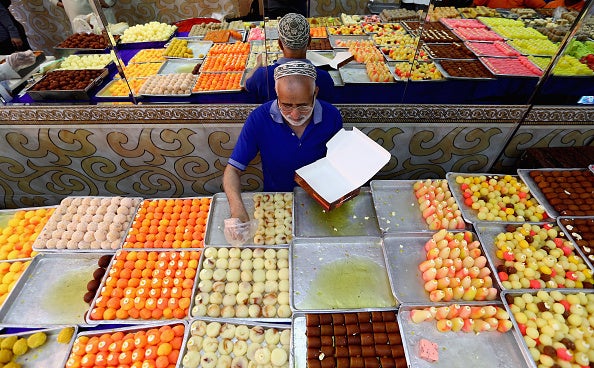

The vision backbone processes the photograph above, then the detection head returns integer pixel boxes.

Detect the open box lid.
[295,127,390,207]
[307,51,354,69]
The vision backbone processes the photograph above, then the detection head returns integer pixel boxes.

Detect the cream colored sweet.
[138,73,196,96]
[253,193,293,245]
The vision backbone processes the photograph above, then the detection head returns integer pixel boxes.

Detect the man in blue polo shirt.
[224,61,342,228]
[244,12,335,103]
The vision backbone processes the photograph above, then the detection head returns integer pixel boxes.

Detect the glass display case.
[2,0,593,106]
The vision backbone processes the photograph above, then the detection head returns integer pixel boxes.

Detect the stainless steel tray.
[446,172,550,224]
[204,192,292,246]
[0,252,107,327]
[474,221,594,290]
[370,179,433,233]
[517,168,587,218]
[183,317,292,368]
[164,39,213,59]
[500,289,594,368]
[383,232,499,304]
[86,248,201,324]
[328,35,371,48]
[557,216,594,271]
[26,68,108,101]
[338,63,396,83]
[293,187,381,237]
[0,326,78,368]
[292,309,402,368]
[32,196,142,252]
[0,205,56,259]
[191,246,291,322]
[435,59,496,80]
[158,59,201,74]
[399,304,531,368]
[66,321,187,367]
[290,237,396,311]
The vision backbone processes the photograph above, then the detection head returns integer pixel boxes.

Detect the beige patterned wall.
[1,116,593,209]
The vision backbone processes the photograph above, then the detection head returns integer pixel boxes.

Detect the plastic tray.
[0,252,108,327]
[398,304,531,368]
[183,317,292,368]
[446,172,549,224]
[204,192,292,246]
[500,289,594,368]
[191,246,291,322]
[370,179,434,233]
[383,232,499,304]
[516,168,587,218]
[474,221,594,290]
[0,326,78,367]
[290,237,396,311]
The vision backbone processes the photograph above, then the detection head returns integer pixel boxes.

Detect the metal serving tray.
[0,326,78,368]
[293,187,381,237]
[158,59,201,74]
[328,35,371,48]
[500,289,594,368]
[338,63,396,83]
[183,317,292,368]
[446,172,550,224]
[191,246,291,322]
[290,237,397,311]
[383,232,499,304]
[517,168,587,219]
[164,39,213,59]
[435,59,496,80]
[204,192,291,246]
[370,180,433,233]
[474,221,594,290]
[64,321,186,367]
[398,304,531,368]
[32,196,142,252]
[26,68,108,101]
[292,309,401,368]
[0,252,107,327]
[557,216,594,271]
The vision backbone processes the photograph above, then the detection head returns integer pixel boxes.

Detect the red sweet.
[529,279,541,289]
[418,339,439,362]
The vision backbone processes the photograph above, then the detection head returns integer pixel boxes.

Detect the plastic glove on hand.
[6,50,36,71]
[224,218,258,246]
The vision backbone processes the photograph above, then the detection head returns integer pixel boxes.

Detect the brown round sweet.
[98,255,112,268]
[530,169,594,216]
[93,267,106,280]
[86,279,100,292]
[83,290,95,304]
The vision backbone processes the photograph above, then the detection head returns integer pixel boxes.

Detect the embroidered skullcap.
[274,61,317,81]
[278,13,310,50]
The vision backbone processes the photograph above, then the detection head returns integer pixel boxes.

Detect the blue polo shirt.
[245,58,335,103]
[228,99,343,192]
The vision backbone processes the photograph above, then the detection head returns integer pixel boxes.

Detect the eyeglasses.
[277,94,315,115]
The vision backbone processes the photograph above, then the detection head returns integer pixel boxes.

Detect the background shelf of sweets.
[23,8,594,102]
[1,167,594,368]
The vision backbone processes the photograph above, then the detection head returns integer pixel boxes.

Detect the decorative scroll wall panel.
[492,125,594,173]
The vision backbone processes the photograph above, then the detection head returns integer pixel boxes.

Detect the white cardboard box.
[295,127,390,210]
[307,51,354,69]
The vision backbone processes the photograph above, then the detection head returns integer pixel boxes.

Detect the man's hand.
[224,218,258,246]
[10,37,23,48]
[6,50,36,71]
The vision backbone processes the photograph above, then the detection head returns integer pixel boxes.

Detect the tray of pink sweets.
[452,28,504,42]
[440,18,488,29]
[479,56,542,77]
[465,41,521,57]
